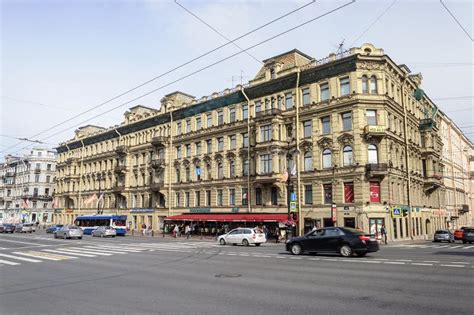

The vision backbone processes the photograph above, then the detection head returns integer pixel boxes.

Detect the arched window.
[343,146,353,166]
[185,167,190,182]
[370,76,378,94]
[322,149,332,168]
[217,163,223,179]
[229,160,235,177]
[362,75,368,94]
[304,151,313,171]
[368,144,378,164]
[206,164,212,180]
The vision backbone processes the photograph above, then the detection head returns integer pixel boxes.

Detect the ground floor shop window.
[369,218,385,239]
[323,218,334,227]
[393,218,398,239]
[344,217,355,228]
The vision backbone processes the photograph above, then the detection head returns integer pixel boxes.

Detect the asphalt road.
[0,232,473,315]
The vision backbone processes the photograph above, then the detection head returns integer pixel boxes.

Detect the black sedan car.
[286,227,379,257]
[462,227,474,244]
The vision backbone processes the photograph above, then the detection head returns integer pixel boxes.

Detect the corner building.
[55,43,463,240]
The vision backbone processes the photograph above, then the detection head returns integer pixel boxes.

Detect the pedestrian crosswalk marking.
[58,248,112,256]
[90,245,142,253]
[12,251,76,261]
[0,253,42,263]
[81,246,127,254]
[42,249,97,257]
[0,259,21,266]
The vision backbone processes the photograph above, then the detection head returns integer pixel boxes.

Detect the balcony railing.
[151,136,168,147]
[112,183,125,193]
[460,204,470,213]
[364,125,387,139]
[419,118,436,130]
[151,159,165,169]
[255,108,282,118]
[150,182,164,191]
[365,163,388,178]
[34,168,41,174]
[114,165,127,173]
[115,145,128,155]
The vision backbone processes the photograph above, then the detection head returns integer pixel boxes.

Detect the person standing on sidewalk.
[185,225,191,239]
[141,223,147,236]
[381,225,388,244]
[173,224,179,238]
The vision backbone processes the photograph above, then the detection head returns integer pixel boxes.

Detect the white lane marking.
[289,257,302,260]
[43,249,97,257]
[373,258,390,261]
[423,260,440,263]
[437,245,449,248]
[227,253,237,256]
[465,245,474,249]
[321,258,340,261]
[0,247,7,250]
[12,251,70,261]
[395,259,412,262]
[0,238,47,246]
[440,264,465,268]
[411,263,433,266]
[85,246,142,253]
[0,253,42,263]
[0,259,20,265]
[60,248,112,256]
[276,256,286,259]
[450,262,470,265]
[450,245,462,248]
[384,261,406,265]
[308,258,321,261]
[355,260,381,264]
[251,255,272,258]
[81,246,127,254]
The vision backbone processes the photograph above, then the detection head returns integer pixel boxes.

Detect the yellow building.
[55,43,465,240]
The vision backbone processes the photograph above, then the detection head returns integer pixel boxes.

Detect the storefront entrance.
[323,218,334,227]
[344,217,355,228]
[369,218,385,239]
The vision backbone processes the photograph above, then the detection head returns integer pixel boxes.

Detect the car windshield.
[340,227,367,235]
[435,230,448,234]
[68,226,79,230]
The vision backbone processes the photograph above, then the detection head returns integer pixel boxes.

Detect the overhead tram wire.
[0,0,317,155]
[174,0,264,65]
[440,0,473,41]
[11,0,356,155]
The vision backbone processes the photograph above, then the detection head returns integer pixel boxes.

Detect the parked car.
[462,227,474,244]
[3,224,15,233]
[46,224,64,234]
[218,228,266,246]
[54,225,83,239]
[22,223,34,233]
[433,230,455,243]
[15,224,33,233]
[0,225,4,233]
[454,227,470,240]
[286,227,379,257]
[92,226,117,238]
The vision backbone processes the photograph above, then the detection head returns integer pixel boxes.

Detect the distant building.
[0,148,57,224]
[54,43,472,240]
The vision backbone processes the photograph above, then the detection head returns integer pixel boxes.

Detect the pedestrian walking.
[185,225,191,239]
[275,227,280,243]
[141,223,147,236]
[381,225,388,244]
[173,225,179,238]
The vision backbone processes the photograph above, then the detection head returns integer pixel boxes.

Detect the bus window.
[113,220,126,227]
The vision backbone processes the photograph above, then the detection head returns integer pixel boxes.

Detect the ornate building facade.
[54,43,468,240]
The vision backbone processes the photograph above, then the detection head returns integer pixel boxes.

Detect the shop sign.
[231,207,240,213]
[331,203,337,222]
[190,207,211,213]
[130,208,155,213]
[366,125,386,133]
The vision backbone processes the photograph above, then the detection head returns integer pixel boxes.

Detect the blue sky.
[1,0,473,156]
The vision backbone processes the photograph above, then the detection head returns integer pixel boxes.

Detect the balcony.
[151,159,165,170]
[64,172,79,180]
[151,136,168,147]
[115,145,128,155]
[112,183,125,193]
[34,168,41,174]
[420,146,438,158]
[365,163,388,178]
[459,204,470,214]
[66,157,78,164]
[255,172,281,184]
[114,165,127,174]
[419,118,436,131]
[5,171,14,177]
[363,125,387,140]
[149,182,164,191]
[423,174,443,192]
[255,108,282,119]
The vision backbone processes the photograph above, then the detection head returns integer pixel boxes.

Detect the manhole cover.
[214,274,241,278]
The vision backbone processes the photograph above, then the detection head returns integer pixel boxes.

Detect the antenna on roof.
[337,39,345,54]
[226,70,249,87]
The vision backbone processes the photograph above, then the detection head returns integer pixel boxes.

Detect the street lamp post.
[97,174,103,214]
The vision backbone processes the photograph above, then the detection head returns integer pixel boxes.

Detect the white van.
[22,223,34,233]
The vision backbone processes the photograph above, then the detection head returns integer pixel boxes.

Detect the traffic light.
[402,209,408,217]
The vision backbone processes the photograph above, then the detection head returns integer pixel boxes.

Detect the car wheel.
[78,237,82,240]
[54,234,57,239]
[242,239,249,246]
[340,244,353,257]
[101,234,104,238]
[63,234,67,240]
[356,252,367,257]
[255,243,261,247]
[291,244,302,255]
[463,240,467,244]
[219,238,226,245]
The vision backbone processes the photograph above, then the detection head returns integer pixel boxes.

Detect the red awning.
[164,213,289,223]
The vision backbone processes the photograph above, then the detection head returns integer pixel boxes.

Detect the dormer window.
[270,68,276,79]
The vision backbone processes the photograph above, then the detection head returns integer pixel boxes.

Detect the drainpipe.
[401,79,413,240]
[241,86,251,213]
[168,110,174,219]
[114,129,122,215]
[295,68,302,236]
[77,140,85,220]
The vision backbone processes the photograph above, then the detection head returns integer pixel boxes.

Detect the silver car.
[433,230,454,243]
[92,226,117,238]
[218,228,267,246]
[54,225,83,239]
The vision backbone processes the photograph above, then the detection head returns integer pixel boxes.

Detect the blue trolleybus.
[74,215,127,236]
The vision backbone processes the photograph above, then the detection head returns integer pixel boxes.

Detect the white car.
[218,228,266,246]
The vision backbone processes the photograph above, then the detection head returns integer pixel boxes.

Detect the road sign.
[291,192,297,202]
[392,207,401,217]
[290,201,297,211]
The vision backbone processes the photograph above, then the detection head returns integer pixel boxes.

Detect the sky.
[1,0,473,158]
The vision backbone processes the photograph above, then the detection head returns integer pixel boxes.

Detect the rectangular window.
[302,88,310,105]
[321,116,331,134]
[271,187,278,205]
[242,133,249,148]
[323,184,333,204]
[303,120,312,138]
[260,125,272,142]
[185,192,190,207]
[207,113,213,128]
[196,117,202,130]
[33,188,39,197]
[196,142,202,155]
[342,112,352,131]
[217,190,223,206]
[229,135,236,150]
[340,77,350,96]
[369,182,381,203]
[229,108,236,123]
[366,110,377,125]
[175,168,180,182]
[242,188,248,205]
[260,154,272,174]
[304,184,313,205]
[186,120,191,133]
[344,182,354,203]
[255,101,262,113]
[176,122,182,135]
[206,139,212,153]
[176,146,182,159]
[218,111,224,126]
[229,189,235,205]
[242,105,248,120]
[206,190,211,206]
[45,188,50,196]
[47,164,52,171]
[195,191,201,207]
[320,83,329,101]
[217,137,224,151]
[242,159,249,176]
[285,93,293,110]
[186,144,191,158]
[35,174,40,183]
[175,192,180,207]
[255,188,262,205]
